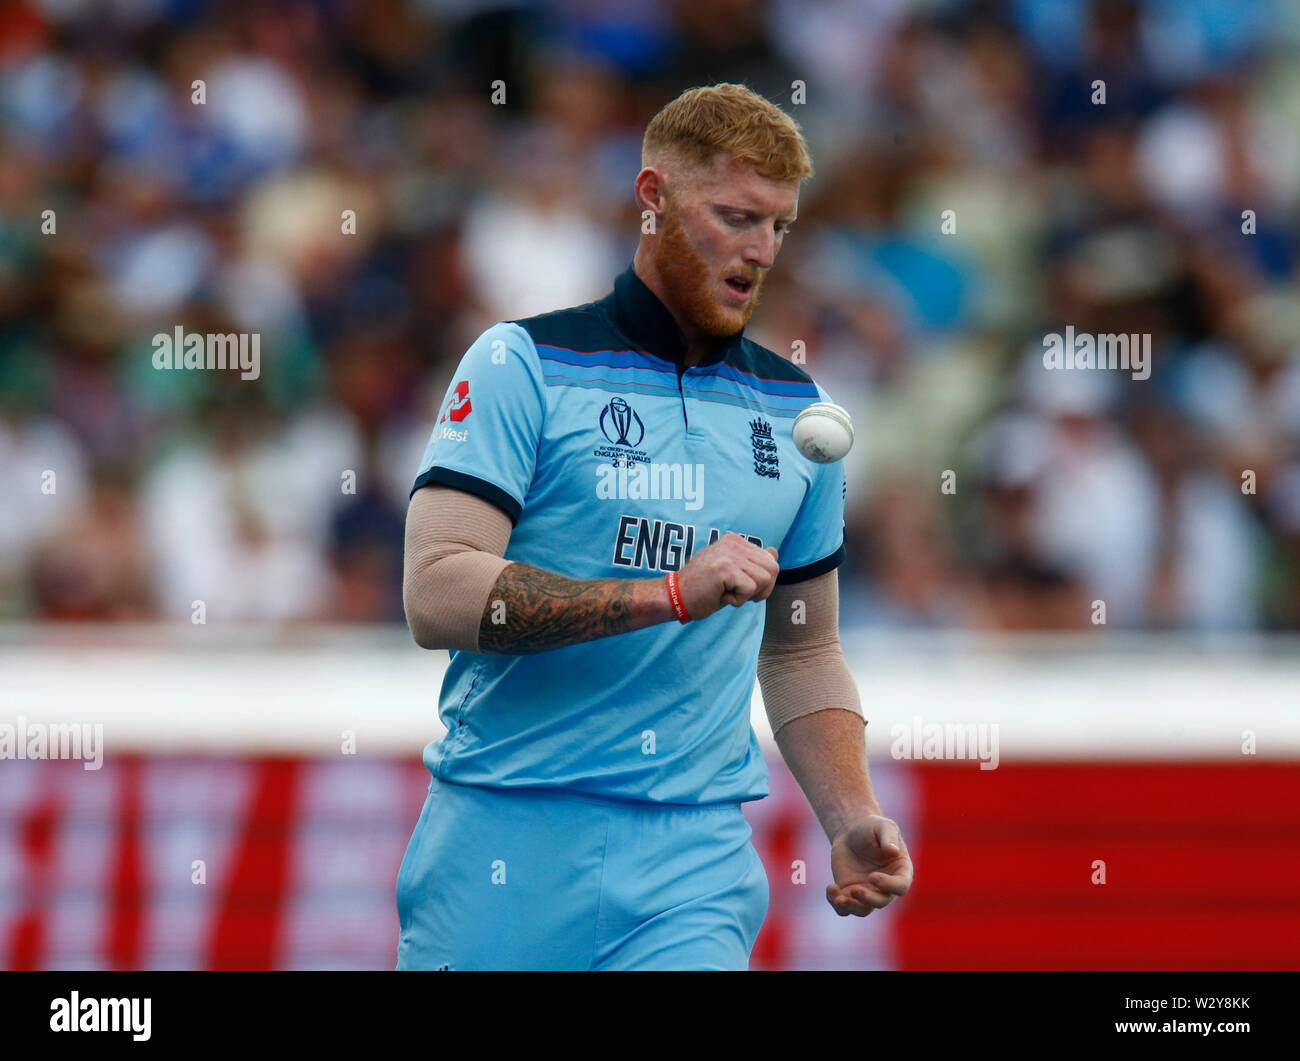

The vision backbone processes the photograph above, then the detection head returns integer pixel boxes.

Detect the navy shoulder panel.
[509,298,617,354]
[731,336,821,388]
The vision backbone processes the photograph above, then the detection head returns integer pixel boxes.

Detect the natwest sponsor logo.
[440,380,472,423]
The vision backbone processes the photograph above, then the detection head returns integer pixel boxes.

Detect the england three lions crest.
[750,417,779,479]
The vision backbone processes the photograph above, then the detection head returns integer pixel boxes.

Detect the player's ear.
[634,167,667,217]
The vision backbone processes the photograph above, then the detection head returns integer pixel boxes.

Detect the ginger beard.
[654,207,765,340]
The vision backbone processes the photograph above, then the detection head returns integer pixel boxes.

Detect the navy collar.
[607,262,744,368]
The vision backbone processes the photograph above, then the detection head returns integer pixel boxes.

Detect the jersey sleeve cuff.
[410,466,523,525]
[775,539,846,585]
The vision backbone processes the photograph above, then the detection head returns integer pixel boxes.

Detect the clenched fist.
[675,532,780,621]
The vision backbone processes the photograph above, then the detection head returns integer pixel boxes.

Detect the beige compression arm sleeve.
[756,570,864,737]
[403,484,514,652]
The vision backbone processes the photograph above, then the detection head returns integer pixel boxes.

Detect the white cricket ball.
[792,401,854,463]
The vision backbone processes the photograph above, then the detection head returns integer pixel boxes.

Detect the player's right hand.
[677,532,780,620]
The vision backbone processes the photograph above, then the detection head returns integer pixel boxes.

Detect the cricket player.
[396,82,912,971]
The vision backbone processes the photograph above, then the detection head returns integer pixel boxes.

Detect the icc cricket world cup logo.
[600,397,645,448]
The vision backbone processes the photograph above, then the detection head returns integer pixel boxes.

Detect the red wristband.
[665,571,691,623]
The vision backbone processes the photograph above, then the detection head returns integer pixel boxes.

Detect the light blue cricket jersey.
[410,262,846,804]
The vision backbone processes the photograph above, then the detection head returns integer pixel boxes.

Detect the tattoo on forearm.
[478,564,639,654]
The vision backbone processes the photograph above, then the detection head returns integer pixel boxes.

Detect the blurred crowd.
[3,0,1300,631]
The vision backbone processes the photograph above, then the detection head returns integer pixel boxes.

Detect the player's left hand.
[826,815,913,918]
